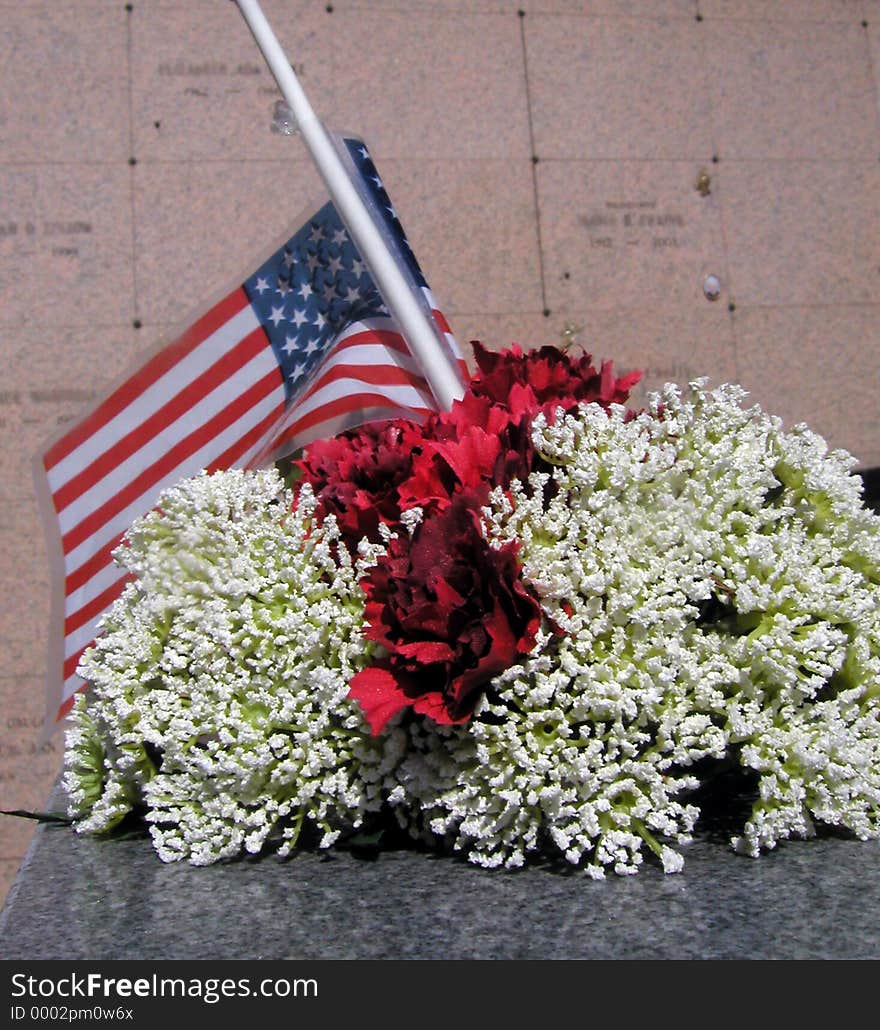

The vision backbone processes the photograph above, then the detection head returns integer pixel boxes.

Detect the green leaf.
[1,809,74,825]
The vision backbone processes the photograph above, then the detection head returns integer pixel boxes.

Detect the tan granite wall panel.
[129,1,303,164]
[0,6,128,163]
[703,20,877,160]
[869,18,880,116]
[375,160,543,317]
[735,304,880,469]
[538,159,728,312]
[0,669,64,904]
[0,164,133,329]
[431,305,735,412]
[0,499,50,680]
[130,3,531,163]
[2,327,145,494]
[575,304,737,403]
[721,161,880,308]
[526,15,715,160]
[132,159,323,324]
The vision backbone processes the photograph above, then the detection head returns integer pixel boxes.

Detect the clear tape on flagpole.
[270,100,298,136]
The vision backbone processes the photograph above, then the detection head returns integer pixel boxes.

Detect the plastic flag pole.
[232,0,465,410]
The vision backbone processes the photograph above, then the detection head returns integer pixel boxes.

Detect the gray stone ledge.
[2,797,878,960]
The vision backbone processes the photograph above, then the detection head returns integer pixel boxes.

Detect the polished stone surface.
[537,159,727,312]
[0,163,133,331]
[703,18,877,160]
[736,304,880,466]
[527,15,715,161]
[0,6,129,163]
[720,161,880,308]
[2,789,878,960]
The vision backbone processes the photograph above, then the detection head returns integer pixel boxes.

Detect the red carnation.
[470,340,641,414]
[398,393,534,515]
[296,419,424,549]
[349,498,542,733]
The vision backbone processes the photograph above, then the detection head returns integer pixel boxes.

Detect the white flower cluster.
[396,383,880,876]
[64,385,880,877]
[64,469,405,865]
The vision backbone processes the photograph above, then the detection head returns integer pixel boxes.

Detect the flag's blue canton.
[243,200,387,404]
[343,137,430,291]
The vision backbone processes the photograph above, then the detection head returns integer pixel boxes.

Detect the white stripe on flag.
[62,382,286,599]
[47,304,258,491]
[57,345,280,537]
[285,376,433,427]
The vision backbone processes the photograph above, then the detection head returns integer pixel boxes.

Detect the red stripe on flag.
[65,530,126,596]
[431,309,452,335]
[53,325,269,514]
[299,362,430,405]
[279,390,434,445]
[64,572,134,642]
[61,366,283,555]
[43,289,250,471]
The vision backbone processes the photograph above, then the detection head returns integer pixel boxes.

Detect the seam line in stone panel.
[521,12,698,23]
[125,4,140,326]
[862,17,880,147]
[688,15,869,27]
[4,155,877,167]
[0,321,139,331]
[441,312,549,319]
[692,6,738,378]
[519,12,549,318]
[728,301,880,312]
[520,156,880,165]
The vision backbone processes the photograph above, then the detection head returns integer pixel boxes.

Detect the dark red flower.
[296,419,424,548]
[470,340,641,415]
[349,498,542,733]
[397,393,533,515]
[394,343,641,518]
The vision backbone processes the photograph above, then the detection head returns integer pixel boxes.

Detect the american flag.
[37,135,465,724]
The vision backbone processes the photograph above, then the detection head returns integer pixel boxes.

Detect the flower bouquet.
[63,342,880,878]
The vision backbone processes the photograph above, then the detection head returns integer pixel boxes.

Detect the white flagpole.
[232,0,465,410]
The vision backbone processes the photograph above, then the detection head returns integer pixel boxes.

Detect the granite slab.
[702,18,877,161]
[735,304,880,470]
[526,14,715,161]
[1,785,879,960]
